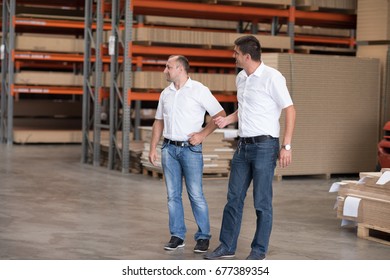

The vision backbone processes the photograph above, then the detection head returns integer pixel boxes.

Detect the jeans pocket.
[189,144,202,153]
[161,142,168,150]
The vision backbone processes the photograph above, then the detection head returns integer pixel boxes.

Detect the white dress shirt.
[236,62,293,138]
[155,77,223,141]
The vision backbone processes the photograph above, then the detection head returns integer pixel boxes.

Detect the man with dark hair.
[205,35,296,260]
[149,55,226,253]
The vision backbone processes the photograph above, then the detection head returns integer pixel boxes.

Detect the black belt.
[239,135,275,144]
[164,138,191,147]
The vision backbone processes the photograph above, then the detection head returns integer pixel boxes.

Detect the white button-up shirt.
[156,77,223,141]
[237,62,293,138]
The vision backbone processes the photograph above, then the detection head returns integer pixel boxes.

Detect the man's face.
[233,46,246,68]
[163,58,180,82]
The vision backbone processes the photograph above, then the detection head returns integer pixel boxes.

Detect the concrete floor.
[0,144,389,260]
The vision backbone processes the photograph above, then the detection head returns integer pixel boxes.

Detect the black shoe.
[204,244,235,259]
[246,251,266,260]
[194,239,209,253]
[164,236,185,251]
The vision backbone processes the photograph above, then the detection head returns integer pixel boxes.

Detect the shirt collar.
[253,62,265,77]
[168,77,192,91]
[240,62,264,78]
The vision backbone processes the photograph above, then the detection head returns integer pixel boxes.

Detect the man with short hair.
[149,55,226,253]
[205,35,296,260]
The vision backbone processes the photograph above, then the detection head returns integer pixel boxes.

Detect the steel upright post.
[6,0,15,145]
[0,0,10,143]
[288,0,296,53]
[92,0,104,167]
[108,0,121,170]
[1,0,15,145]
[121,0,133,173]
[81,0,94,164]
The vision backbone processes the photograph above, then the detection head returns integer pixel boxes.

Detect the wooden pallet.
[203,172,229,180]
[142,167,164,179]
[142,167,229,180]
[357,224,390,246]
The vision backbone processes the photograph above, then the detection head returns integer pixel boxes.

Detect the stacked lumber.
[356,0,390,130]
[99,131,144,174]
[133,27,291,50]
[16,33,84,53]
[132,72,236,92]
[139,126,237,178]
[264,53,380,178]
[330,170,390,245]
[296,0,357,11]
[144,15,352,38]
[356,0,390,42]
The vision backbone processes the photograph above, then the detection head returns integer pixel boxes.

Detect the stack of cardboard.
[296,0,357,11]
[144,15,352,38]
[16,33,84,53]
[220,0,290,5]
[132,72,236,92]
[99,131,144,174]
[133,27,291,50]
[356,0,390,42]
[262,53,380,177]
[330,171,390,245]
[201,130,236,176]
[356,0,390,130]
[139,126,237,178]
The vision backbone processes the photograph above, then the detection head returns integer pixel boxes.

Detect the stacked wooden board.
[100,140,144,174]
[133,27,291,50]
[330,170,390,245]
[356,0,390,130]
[263,53,380,177]
[296,0,357,11]
[356,0,390,42]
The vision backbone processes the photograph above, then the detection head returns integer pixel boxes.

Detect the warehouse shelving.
[0,0,358,174]
[121,0,358,175]
[0,1,91,144]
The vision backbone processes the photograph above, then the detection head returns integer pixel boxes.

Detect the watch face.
[284,144,291,151]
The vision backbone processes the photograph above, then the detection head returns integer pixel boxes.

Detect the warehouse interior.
[0,0,390,260]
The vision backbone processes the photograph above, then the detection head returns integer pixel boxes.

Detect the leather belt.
[239,135,274,144]
[164,138,191,147]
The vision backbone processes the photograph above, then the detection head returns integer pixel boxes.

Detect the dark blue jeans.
[219,137,279,255]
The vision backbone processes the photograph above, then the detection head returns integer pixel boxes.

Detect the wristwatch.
[282,144,291,151]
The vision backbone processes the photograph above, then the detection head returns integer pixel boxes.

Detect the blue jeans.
[219,137,279,255]
[161,142,211,241]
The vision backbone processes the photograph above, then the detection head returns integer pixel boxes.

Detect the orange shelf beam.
[132,45,233,58]
[14,51,118,63]
[14,51,235,68]
[133,0,355,28]
[134,0,288,21]
[14,85,83,95]
[15,17,112,30]
[295,35,355,46]
[128,91,237,102]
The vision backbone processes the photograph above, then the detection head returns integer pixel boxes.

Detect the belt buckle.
[180,142,185,147]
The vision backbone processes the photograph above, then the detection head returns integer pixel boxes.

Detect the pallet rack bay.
[1,0,364,176]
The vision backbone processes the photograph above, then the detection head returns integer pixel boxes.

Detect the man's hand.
[149,148,158,166]
[279,149,292,168]
[188,132,205,146]
[214,116,229,129]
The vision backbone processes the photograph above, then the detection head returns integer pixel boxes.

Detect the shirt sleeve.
[200,87,224,117]
[155,91,164,120]
[270,73,293,109]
